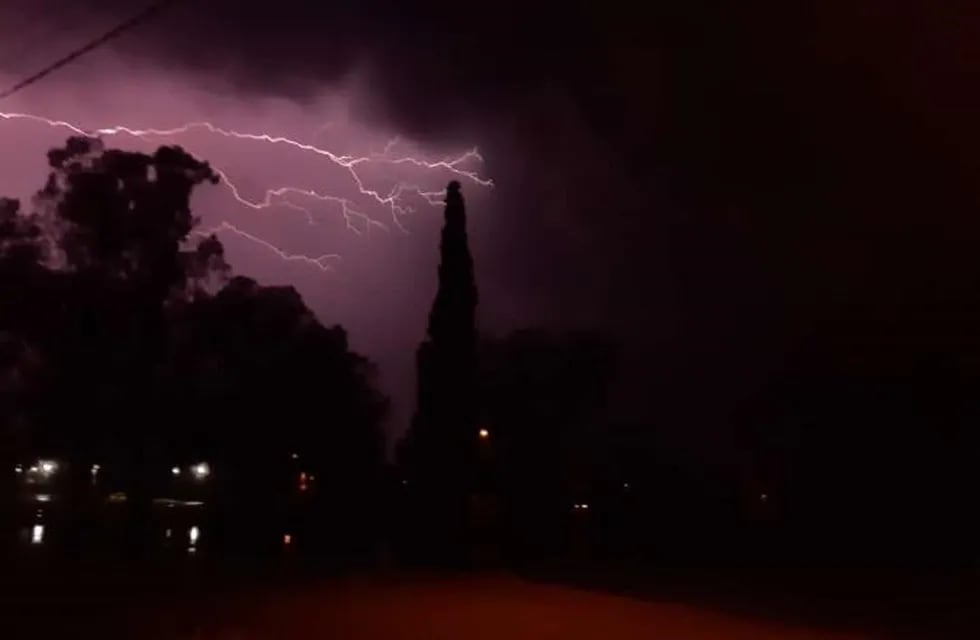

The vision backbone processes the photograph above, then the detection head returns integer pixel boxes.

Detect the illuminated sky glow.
[0,2,642,449]
[0,60,502,445]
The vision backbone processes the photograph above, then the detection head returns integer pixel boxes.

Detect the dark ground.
[532,563,980,640]
[3,548,977,640]
[1,497,976,640]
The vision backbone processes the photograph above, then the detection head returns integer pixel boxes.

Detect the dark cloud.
[2,1,597,132]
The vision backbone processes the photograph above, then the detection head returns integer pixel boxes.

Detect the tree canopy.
[0,137,386,491]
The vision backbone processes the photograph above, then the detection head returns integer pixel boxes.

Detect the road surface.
[152,573,869,640]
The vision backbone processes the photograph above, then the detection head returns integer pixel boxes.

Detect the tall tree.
[0,137,221,462]
[403,181,479,468]
[398,181,480,562]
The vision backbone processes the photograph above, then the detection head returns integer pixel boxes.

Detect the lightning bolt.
[0,110,492,269]
[194,222,342,273]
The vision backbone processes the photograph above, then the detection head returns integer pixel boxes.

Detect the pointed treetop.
[446,181,463,206]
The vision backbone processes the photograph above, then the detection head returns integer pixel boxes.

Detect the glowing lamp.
[192,462,210,479]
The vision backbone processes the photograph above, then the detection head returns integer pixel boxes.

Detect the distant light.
[28,466,38,473]
[31,524,44,545]
[151,499,204,508]
[107,492,127,503]
[573,504,580,510]
[192,462,210,480]
[14,465,23,474]
[171,466,181,476]
[623,482,630,490]
[308,474,315,482]
[187,547,197,554]
[189,526,200,545]
[401,479,408,486]
[91,464,101,475]
[760,493,769,502]
[291,453,299,460]
[165,528,172,539]
[39,460,57,476]
[154,498,207,508]
[581,503,589,510]
[283,534,292,546]
[35,493,51,503]
[478,428,490,439]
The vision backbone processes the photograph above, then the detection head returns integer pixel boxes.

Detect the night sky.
[1,1,978,459]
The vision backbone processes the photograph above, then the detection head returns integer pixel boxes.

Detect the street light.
[478,428,490,440]
[171,466,181,476]
[192,462,210,480]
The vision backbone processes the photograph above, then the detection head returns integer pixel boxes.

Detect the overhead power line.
[0,0,181,101]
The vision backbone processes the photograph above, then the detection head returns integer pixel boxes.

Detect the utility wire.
[0,0,181,101]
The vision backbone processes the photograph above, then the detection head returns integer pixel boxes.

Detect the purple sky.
[3,1,980,461]
[0,65,505,448]
[0,2,616,447]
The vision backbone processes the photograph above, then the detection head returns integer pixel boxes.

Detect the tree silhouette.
[0,138,386,551]
[398,180,480,563]
[405,181,479,465]
[735,334,980,566]
[164,275,387,552]
[0,138,217,460]
[478,329,616,562]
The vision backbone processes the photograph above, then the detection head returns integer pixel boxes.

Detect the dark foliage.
[397,181,479,563]
[478,329,616,562]
[0,138,387,551]
[403,180,479,472]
